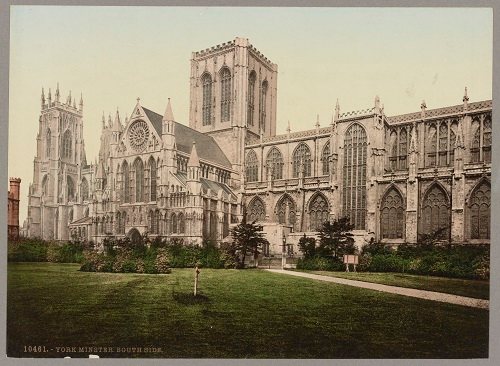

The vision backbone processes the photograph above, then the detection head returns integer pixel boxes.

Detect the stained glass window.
[62,130,72,159]
[46,129,51,158]
[81,178,89,201]
[247,71,256,126]
[122,161,130,203]
[246,150,258,182]
[469,181,490,239]
[259,80,268,131]
[309,194,329,231]
[321,141,330,175]
[276,194,296,229]
[426,125,437,167]
[220,68,231,122]
[247,196,266,222]
[67,176,75,202]
[202,73,212,125]
[380,187,405,239]
[399,128,407,169]
[134,158,144,203]
[266,147,283,180]
[292,143,312,178]
[421,184,450,236]
[342,123,367,229]
[149,158,157,202]
[483,117,491,163]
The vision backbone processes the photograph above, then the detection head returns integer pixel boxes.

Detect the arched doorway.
[128,228,142,246]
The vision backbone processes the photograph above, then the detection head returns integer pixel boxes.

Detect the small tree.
[298,234,317,259]
[230,215,270,268]
[317,217,355,260]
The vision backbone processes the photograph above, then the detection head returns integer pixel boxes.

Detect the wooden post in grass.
[194,265,200,296]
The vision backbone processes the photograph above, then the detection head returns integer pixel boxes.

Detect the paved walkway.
[265,269,489,309]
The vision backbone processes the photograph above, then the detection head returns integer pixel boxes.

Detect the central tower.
[189,37,278,185]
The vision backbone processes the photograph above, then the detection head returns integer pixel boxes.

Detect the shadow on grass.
[172,292,210,305]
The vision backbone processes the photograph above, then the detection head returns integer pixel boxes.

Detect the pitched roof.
[142,107,232,168]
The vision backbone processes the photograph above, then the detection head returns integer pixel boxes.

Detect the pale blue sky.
[9,6,492,221]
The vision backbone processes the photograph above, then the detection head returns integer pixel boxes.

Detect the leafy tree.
[298,234,317,259]
[230,214,270,268]
[317,217,355,260]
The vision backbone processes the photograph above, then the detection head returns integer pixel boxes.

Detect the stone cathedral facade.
[25,37,491,251]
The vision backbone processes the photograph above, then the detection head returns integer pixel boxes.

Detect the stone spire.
[163,98,174,121]
[73,96,76,109]
[315,114,320,130]
[456,118,465,148]
[48,88,52,105]
[463,86,469,110]
[188,141,200,167]
[108,113,112,129]
[286,120,291,134]
[112,108,122,132]
[374,95,381,113]
[409,122,418,153]
[101,112,106,130]
[334,98,340,121]
[67,90,72,105]
[55,82,60,103]
[79,92,83,112]
[420,100,426,119]
[41,87,45,108]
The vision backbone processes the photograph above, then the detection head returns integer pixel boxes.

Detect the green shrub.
[8,239,48,262]
[296,256,344,271]
[155,248,171,274]
[368,254,409,273]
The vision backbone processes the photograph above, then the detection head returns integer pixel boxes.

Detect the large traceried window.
[471,114,492,163]
[80,178,89,201]
[46,129,51,158]
[342,123,367,229]
[292,143,312,178]
[309,194,329,232]
[247,71,256,126]
[134,158,144,203]
[389,127,408,171]
[122,161,130,203]
[468,181,490,239]
[266,147,283,180]
[259,80,268,131]
[247,196,266,222]
[426,121,457,167]
[380,187,405,239]
[426,125,437,167]
[220,68,231,122]
[202,73,212,125]
[171,213,177,234]
[421,184,450,237]
[62,130,72,160]
[245,150,259,182]
[178,213,185,234]
[276,194,296,229]
[321,141,330,175]
[67,176,75,202]
[149,157,157,202]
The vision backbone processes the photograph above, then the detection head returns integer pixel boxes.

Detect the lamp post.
[281,231,286,270]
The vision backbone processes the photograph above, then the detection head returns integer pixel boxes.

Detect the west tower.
[189,37,278,186]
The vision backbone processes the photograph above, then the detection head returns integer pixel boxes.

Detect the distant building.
[8,178,21,241]
[25,37,491,251]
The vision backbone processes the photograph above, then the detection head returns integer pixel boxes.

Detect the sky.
[8,6,492,223]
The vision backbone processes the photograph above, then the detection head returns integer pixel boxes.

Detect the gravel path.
[265,269,489,309]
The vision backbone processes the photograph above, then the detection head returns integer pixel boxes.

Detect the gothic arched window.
[171,213,177,234]
[309,194,329,232]
[438,124,448,166]
[259,80,268,131]
[134,158,144,202]
[449,124,457,164]
[148,210,154,233]
[247,196,266,222]
[343,123,367,229]
[292,143,312,178]
[220,67,231,122]
[483,116,492,163]
[122,161,130,203]
[62,130,72,160]
[380,187,405,239]
[321,141,330,175]
[276,194,296,229]
[266,147,283,180]
[81,178,89,201]
[468,181,490,239]
[426,125,437,167]
[421,184,450,237]
[178,213,185,234]
[245,150,258,182]
[46,129,51,158]
[399,128,408,169]
[67,176,75,202]
[202,73,212,125]
[389,129,397,171]
[247,71,256,126]
[149,157,157,202]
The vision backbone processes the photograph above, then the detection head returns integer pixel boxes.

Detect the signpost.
[194,265,200,296]
[343,255,359,272]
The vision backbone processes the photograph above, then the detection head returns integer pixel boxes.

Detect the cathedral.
[25,37,492,253]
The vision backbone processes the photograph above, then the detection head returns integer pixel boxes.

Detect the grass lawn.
[7,263,488,358]
[299,271,489,300]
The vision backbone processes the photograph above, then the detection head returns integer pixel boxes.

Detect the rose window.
[128,120,149,151]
